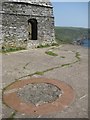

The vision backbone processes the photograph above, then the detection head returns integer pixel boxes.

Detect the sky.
[52,2,88,28]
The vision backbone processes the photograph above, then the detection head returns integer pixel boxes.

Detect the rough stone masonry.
[1,0,56,49]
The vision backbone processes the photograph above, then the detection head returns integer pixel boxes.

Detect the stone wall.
[1,1,55,49]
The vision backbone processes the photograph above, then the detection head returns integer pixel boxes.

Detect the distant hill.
[55,26,88,44]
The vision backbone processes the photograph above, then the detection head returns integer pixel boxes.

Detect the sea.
[82,39,90,48]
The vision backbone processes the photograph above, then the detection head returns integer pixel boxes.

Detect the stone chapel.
[1,0,55,48]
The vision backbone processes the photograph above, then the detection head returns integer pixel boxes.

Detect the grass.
[1,46,26,53]
[9,112,16,119]
[45,51,58,56]
[36,42,59,48]
[37,44,50,48]
[61,63,72,67]
[35,71,44,75]
[60,56,65,58]
[75,52,81,61]
[51,42,59,46]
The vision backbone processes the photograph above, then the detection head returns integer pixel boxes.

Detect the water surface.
[82,39,90,48]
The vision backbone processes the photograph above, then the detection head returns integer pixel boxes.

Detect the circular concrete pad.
[3,78,75,115]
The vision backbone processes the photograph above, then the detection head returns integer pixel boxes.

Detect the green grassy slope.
[55,26,88,44]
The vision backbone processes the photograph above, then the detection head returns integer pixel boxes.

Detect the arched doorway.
[28,19,37,40]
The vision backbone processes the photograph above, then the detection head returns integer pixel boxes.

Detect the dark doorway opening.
[28,19,37,40]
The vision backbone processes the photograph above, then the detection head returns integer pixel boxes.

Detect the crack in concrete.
[3,52,81,92]
[23,62,31,69]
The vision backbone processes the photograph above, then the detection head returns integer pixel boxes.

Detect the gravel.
[17,83,62,106]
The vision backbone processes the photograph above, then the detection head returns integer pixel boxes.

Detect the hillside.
[55,27,88,44]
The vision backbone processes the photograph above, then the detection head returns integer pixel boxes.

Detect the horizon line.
[55,26,88,28]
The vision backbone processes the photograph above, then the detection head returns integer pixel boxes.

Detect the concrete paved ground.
[1,44,88,118]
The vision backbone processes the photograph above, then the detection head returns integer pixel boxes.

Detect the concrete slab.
[2,44,88,118]
[2,104,15,118]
